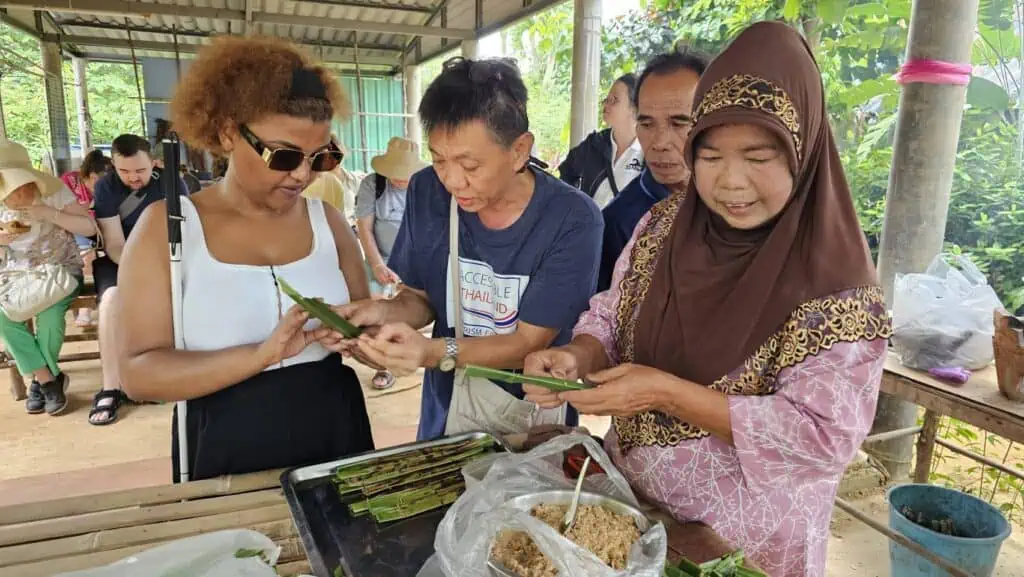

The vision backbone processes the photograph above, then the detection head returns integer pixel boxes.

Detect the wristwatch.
[439,337,458,372]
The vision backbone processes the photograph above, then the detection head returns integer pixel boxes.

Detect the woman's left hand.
[557,363,674,417]
[354,322,431,377]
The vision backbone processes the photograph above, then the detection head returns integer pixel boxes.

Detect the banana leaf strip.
[463,365,588,391]
[276,277,362,338]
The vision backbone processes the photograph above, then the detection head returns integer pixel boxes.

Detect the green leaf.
[783,0,802,21]
[844,2,888,19]
[966,76,1010,110]
[816,0,849,24]
[234,548,264,559]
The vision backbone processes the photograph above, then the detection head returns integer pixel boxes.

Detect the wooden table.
[880,351,1024,482]
[0,469,741,577]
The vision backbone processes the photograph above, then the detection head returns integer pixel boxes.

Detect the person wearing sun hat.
[354,136,427,390]
[0,139,99,416]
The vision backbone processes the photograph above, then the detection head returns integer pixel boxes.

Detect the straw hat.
[0,139,64,203]
[370,137,428,181]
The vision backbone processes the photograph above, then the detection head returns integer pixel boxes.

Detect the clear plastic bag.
[54,529,300,577]
[418,433,667,577]
[892,253,1005,370]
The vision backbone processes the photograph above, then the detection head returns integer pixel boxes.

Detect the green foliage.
[1,22,144,165]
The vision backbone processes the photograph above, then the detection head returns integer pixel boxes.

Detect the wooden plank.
[0,469,283,525]
[0,543,152,577]
[277,559,312,577]
[884,352,1021,420]
[0,504,290,567]
[881,373,1024,443]
[0,489,283,547]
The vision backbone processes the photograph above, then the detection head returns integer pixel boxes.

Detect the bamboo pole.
[0,489,283,547]
[0,504,290,567]
[833,497,972,577]
[0,469,283,525]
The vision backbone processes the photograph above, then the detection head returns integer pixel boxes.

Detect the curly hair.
[170,36,350,155]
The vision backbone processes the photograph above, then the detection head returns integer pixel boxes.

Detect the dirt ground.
[2,347,1024,575]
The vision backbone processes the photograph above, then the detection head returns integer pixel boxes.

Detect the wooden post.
[40,41,72,175]
[352,34,370,173]
[0,73,7,140]
[913,410,940,483]
[568,0,601,147]
[72,57,92,154]
[871,0,981,480]
[126,21,147,139]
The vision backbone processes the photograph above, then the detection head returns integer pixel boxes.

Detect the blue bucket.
[886,484,1011,577]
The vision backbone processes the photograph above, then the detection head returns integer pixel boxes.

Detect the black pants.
[92,256,118,304]
[171,354,374,482]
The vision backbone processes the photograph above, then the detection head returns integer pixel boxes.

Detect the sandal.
[89,389,122,426]
[371,370,396,390]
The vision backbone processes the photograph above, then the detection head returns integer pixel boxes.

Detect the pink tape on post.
[894,59,972,86]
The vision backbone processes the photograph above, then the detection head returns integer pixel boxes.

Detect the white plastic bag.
[892,253,1005,370]
[418,434,667,577]
[54,529,300,577]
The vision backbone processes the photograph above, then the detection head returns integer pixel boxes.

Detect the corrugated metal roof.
[16,0,569,72]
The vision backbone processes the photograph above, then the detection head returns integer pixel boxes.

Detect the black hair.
[613,73,638,100]
[419,57,529,148]
[632,45,711,108]
[111,134,151,158]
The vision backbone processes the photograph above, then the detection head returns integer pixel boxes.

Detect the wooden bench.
[4,283,101,402]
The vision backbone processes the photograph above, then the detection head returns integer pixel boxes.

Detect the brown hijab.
[633,21,879,386]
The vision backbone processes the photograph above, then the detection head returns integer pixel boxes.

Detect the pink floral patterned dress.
[574,197,891,577]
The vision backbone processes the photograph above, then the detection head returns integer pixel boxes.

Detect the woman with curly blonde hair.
[116,36,374,481]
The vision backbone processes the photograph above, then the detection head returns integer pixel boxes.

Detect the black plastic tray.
[280,431,503,577]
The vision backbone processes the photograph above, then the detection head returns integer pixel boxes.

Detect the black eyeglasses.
[239,124,344,173]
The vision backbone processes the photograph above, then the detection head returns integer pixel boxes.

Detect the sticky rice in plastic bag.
[417,433,667,577]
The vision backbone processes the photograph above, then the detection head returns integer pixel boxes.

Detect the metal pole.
[172,25,182,81]
[352,34,370,172]
[403,64,422,146]
[568,0,602,146]
[871,0,981,480]
[72,56,92,153]
[126,20,147,139]
[0,72,6,140]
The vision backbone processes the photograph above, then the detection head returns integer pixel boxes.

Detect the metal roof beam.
[297,0,433,13]
[0,0,473,38]
[249,12,472,39]
[52,21,405,53]
[52,34,401,65]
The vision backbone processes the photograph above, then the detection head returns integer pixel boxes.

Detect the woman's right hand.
[372,263,399,286]
[523,347,582,409]
[256,304,313,369]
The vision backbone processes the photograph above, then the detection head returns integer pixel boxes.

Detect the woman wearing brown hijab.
[524,21,891,576]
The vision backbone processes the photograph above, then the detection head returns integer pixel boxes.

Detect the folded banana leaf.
[463,365,589,392]
[277,277,362,338]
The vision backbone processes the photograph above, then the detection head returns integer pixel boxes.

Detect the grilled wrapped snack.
[1,220,31,234]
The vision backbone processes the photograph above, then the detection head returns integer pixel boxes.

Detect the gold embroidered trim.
[613,286,893,452]
[694,74,803,162]
[612,191,685,363]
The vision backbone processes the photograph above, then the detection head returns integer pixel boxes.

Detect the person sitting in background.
[0,139,98,415]
[119,36,374,481]
[598,48,708,292]
[354,136,427,390]
[179,164,202,194]
[89,134,189,426]
[60,149,111,327]
[558,73,643,208]
[325,57,603,441]
[302,144,348,213]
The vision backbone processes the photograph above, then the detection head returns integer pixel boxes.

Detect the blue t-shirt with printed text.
[388,167,604,441]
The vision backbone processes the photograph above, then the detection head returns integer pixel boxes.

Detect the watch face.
[439,357,456,372]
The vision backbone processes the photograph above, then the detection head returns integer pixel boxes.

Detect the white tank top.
[179,196,350,369]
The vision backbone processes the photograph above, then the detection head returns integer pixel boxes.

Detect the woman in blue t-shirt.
[325,57,604,441]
